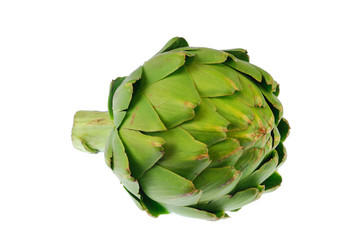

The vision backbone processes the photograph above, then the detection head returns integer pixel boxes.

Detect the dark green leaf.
[140,191,169,217]
[278,118,290,142]
[223,48,249,62]
[262,172,282,193]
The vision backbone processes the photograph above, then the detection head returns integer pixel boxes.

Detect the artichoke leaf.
[272,126,281,150]
[275,142,287,168]
[119,128,165,180]
[139,165,202,206]
[165,205,228,221]
[139,190,169,217]
[262,172,282,193]
[121,93,166,132]
[223,48,249,62]
[141,51,190,88]
[180,98,229,146]
[148,127,211,181]
[112,66,143,128]
[278,117,290,142]
[252,65,278,92]
[225,57,262,82]
[124,187,145,211]
[208,138,244,168]
[236,73,266,108]
[104,129,114,168]
[108,76,126,120]
[193,166,242,203]
[187,63,239,97]
[113,66,142,112]
[259,87,283,124]
[210,94,255,131]
[110,129,140,196]
[185,47,228,64]
[201,188,260,212]
[234,148,265,179]
[157,37,189,54]
[235,150,279,192]
[142,67,201,128]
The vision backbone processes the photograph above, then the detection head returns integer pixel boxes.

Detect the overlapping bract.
[104,37,290,220]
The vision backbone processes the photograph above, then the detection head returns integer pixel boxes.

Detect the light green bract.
[71,37,290,220]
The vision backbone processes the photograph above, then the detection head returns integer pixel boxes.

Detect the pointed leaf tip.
[157,37,189,54]
[165,205,228,221]
[262,172,282,193]
[223,48,250,62]
[108,77,126,120]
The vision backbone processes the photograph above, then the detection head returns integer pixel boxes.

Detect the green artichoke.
[71,37,290,220]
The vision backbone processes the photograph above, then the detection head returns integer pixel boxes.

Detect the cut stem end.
[71,111,113,154]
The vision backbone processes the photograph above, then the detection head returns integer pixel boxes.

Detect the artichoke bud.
[72,37,290,220]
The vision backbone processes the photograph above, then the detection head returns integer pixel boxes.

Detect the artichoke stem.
[71,111,113,154]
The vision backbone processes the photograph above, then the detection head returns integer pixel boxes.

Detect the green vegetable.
[71,37,290,220]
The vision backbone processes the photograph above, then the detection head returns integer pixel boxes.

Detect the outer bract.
[71,37,290,220]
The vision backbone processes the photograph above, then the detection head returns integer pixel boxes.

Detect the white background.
[1,0,360,239]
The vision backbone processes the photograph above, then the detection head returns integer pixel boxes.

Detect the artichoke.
[71,37,290,220]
